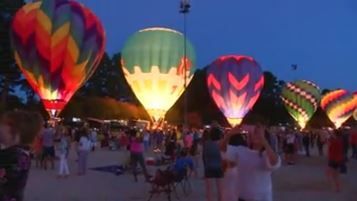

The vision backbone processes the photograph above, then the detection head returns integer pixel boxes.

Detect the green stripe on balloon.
[122,27,196,74]
[281,80,321,129]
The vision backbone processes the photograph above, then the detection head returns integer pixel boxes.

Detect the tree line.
[0,0,341,128]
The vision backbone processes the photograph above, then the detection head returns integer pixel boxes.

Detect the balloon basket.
[227,118,242,127]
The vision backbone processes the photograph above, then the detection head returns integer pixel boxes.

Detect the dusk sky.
[78,0,357,91]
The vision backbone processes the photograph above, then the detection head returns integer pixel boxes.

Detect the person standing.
[285,131,296,165]
[326,130,344,192]
[184,131,193,149]
[58,132,70,178]
[32,134,44,168]
[202,127,223,201]
[42,124,55,170]
[225,124,281,201]
[302,132,311,157]
[317,130,327,156]
[129,130,150,182]
[77,129,92,176]
[143,130,150,152]
[0,111,43,201]
[220,132,244,201]
[269,131,278,154]
[341,129,350,162]
[350,129,357,159]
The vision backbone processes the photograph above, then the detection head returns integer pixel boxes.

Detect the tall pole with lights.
[180,0,191,132]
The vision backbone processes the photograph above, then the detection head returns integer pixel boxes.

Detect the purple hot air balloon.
[206,55,264,126]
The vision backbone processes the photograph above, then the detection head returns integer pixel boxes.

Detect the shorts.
[328,160,343,170]
[43,146,55,158]
[204,168,223,179]
[286,144,295,154]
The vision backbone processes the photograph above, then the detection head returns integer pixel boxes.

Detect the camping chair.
[147,168,177,201]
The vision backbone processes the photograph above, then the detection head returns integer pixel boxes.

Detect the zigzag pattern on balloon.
[321,89,357,128]
[287,82,319,107]
[206,55,264,126]
[11,0,105,113]
[281,80,321,129]
[281,96,309,120]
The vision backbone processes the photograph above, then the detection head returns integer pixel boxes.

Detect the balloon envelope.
[206,55,264,126]
[121,27,196,121]
[321,89,357,128]
[281,80,321,129]
[11,0,105,117]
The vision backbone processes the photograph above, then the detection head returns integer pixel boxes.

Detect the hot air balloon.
[11,0,105,117]
[321,89,357,129]
[121,27,196,121]
[354,92,357,121]
[353,109,357,121]
[281,80,321,129]
[206,55,264,127]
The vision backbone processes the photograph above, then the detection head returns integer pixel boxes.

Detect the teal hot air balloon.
[281,80,321,129]
[121,27,196,121]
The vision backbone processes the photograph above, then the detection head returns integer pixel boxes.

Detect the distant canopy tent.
[281,80,321,129]
[321,89,357,129]
[121,27,196,122]
[206,55,264,127]
[11,0,105,118]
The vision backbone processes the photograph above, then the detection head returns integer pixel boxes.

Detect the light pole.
[179,0,190,132]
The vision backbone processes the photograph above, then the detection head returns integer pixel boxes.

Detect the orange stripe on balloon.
[321,89,346,109]
[36,10,52,34]
[228,72,249,91]
[51,23,70,48]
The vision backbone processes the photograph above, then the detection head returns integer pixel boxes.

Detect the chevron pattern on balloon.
[321,89,357,129]
[206,55,264,126]
[11,0,105,116]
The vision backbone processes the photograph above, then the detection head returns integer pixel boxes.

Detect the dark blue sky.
[79,0,357,91]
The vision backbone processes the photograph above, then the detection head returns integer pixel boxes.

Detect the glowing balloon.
[206,55,264,126]
[281,80,321,129]
[321,89,357,128]
[11,0,105,117]
[353,109,357,121]
[121,27,196,121]
[353,92,357,121]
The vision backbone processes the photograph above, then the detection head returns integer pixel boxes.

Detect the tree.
[247,71,291,125]
[78,53,134,101]
[167,67,228,126]
[0,0,25,109]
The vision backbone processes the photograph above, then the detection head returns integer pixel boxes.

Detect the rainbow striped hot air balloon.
[206,55,264,127]
[353,92,357,121]
[281,80,321,129]
[321,89,357,129]
[11,0,105,117]
[121,27,196,121]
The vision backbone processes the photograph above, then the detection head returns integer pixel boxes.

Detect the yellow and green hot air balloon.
[121,27,196,121]
[281,80,321,129]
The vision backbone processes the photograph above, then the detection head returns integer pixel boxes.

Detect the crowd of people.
[0,110,357,201]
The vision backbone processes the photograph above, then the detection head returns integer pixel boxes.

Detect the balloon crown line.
[139,27,183,35]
